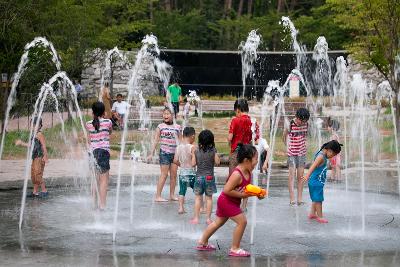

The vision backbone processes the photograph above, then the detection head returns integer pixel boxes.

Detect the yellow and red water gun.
[244,184,267,198]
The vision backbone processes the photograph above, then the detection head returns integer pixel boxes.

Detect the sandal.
[189,218,199,225]
[297,201,305,206]
[308,214,318,219]
[228,248,251,257]
[289,201,296,206]
[27,192,40,198]
[315,217,328,223]
[196,244,216,251]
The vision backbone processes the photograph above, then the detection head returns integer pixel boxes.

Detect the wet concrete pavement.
[1,184,400,267]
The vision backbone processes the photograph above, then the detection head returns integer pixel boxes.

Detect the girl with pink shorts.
[195,144,265,257]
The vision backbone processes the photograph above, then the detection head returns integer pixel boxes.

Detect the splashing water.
[0,37,61,162]
[280,17,306,70]
[99,47,129,101]
[313,36,333,99]
[239,30,261,97]
[112,34,173,242]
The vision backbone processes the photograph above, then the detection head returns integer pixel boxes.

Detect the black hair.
[116,93,123,98]
[198,129,215,152]
[184,97,188,103]
[162,107,173,124]
[92,101,105,132]
[32,117,43,129]
[183,126,195,137]
[104,81,109,87]
[319,140,342,154]
[234,99,249,112]
[237,143,257,163]
[327,117,340,131]
[296,107,310,121]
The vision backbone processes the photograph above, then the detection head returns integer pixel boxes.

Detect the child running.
[327,118,342,183]
[283,107,310,206]
[302,140,342,223]
[15,117,49,198]
[196,144,263,257]
[191,129,220,225]
[148,107,181,202]
[173,126,196,214]
[86,102,112,210]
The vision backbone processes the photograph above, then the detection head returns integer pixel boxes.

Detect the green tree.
[326,0,400,135]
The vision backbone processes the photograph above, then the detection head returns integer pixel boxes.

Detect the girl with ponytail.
[86,101,112,210]
[302,140,342,223]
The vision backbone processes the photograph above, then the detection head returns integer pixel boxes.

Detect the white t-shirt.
[112,101,130,115]
[184,102,190,116]
[258,138,270,153]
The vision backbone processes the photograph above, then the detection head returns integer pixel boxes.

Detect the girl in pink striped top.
[86,102,112,210]
[283,107,310,206]
[148,107,181,202]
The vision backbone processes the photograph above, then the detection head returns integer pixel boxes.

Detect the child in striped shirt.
[283,108,310,206]
[86,102,112,210]
[148,107,181,202]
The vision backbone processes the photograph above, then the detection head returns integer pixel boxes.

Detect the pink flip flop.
[315,217,328,223]
[196,244,216,251]
[228,248,251,257]
[308,214,318,219]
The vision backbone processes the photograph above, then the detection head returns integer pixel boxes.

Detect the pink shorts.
[330,154,341,166]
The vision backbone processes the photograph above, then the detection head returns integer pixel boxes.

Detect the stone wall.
[81,49,163,99]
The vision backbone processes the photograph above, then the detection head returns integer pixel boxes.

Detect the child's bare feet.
[155,197,168,202]
[169,196,179,201]
[178,209,186,214]
[206,218,213,225]
[189,218,199,224]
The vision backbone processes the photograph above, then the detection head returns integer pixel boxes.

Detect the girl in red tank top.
[196,144,265,257]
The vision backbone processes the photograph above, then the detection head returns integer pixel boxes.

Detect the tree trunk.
[164,0,171,12]
[289,0,297,11]
[395,90,400,137]
[238,0,244,17]
[224,0,232,17]
[149,0,153,22]
[247,0,253,16]
[277,0,285,12]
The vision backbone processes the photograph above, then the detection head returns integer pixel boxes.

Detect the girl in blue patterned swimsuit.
[302,140,342,223]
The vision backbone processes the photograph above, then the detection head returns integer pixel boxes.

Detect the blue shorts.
[159,150,174,165]
[193,175,217,196]
[308,180,324,202]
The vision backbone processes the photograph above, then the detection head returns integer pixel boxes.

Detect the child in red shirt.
[228,99,259,175]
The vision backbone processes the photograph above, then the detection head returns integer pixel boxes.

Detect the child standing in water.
[86,102,112,210]
[327,118,342,183]
[15,117,49,198]
[302,140,342,223]
[148,107,181,202]
[191,130,220,225]
[196,144,263,257]
[283,108,310,206]
[173,126,196,214]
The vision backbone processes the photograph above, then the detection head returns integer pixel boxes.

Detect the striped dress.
[158,123,181,154]
[287,120,308,156]
[86,118,112,151]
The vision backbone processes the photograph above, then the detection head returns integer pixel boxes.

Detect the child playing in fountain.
[173,126,196,214]
[183,97,190,123]
[86,102,112,210]
[148,107,181,202]
[196,144,263,257]
[190,129,220,225]
[327,118,342,183]
[228,99,259,175]
[15,117,49,198]
[302,140,342,223]
[283,107,310,206]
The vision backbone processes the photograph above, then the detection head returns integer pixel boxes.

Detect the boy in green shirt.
[168,83,182,118]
